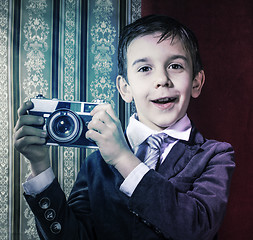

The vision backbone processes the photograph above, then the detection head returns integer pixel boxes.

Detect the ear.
[116,75,133,103]
[191,70,205,98]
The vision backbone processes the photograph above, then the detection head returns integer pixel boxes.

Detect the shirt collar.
[126,113,192,150]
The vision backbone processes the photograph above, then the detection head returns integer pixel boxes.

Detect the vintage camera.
[29,95,102,148]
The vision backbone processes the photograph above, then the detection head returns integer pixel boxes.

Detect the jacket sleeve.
[128,141,235,240]
[24,162,96,240]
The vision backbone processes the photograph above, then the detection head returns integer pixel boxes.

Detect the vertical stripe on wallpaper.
[0,0,12,239]
[58,0,81,198]
[19,0,53,238]
[125,0,142,123]
[86,0,119,110]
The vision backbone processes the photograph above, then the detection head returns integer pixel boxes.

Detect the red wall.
[141,0,253,239]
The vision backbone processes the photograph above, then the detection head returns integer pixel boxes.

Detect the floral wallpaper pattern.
[0,0,141,238]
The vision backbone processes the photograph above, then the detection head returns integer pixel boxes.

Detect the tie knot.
[146,133,167,150]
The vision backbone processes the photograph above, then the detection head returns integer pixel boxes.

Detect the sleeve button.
[39,197,51,209]
[44,209,56,221]
[50,222,61,234]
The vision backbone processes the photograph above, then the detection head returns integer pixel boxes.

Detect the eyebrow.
[131,58,149,67]
[131,55,189,67]
[169,55,189,63]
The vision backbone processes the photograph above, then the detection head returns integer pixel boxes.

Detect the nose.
[154,70,172,88]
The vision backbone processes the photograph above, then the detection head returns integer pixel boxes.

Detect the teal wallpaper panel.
[19,0,53,101]
[57,0,81,200]
[0,0,141,239]
[59,0,81,101]
[19,0,53,239]
[86,0,118,110]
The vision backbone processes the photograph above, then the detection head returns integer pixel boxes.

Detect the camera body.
[29,95,101,148]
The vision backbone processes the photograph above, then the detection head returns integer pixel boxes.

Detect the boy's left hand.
[86,103,141,178]
[86,104,129,163]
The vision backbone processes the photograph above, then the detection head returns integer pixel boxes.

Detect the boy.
[14,15,235,240]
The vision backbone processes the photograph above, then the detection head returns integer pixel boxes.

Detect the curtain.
[141,0,253,239]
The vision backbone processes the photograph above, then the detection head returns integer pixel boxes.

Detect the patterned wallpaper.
[0,0,12,238]
[0,0,141,239]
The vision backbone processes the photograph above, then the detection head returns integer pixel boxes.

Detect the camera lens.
[53,116,74,138]
[47,109,83,143]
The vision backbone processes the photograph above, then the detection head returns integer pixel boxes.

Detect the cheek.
[132,91,145,105]
[176,78,192,95]
[129,80,148,98]
[176,84,193,107]
[181,89,192,110]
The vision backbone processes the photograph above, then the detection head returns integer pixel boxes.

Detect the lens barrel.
[47,109,83,143]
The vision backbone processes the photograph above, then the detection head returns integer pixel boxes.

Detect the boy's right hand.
[14,101,50,176]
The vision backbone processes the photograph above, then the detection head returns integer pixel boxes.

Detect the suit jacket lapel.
[157,125,205,179]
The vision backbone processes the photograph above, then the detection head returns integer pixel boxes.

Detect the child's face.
[117,33,204,131]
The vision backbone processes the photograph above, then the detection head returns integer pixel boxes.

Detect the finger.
[14,135,47,152]
[91,103,118,122]
[92,110,111,125]
[14,125,47,141]
[92,107,120,129]
[90,103,109,115]
[85,129,102,144]
[15,134,47,147]
[17,101,34,117]
[14,125,47,152]
[15,115,44,132]
[103,104,118,121]
[87,117,105,133]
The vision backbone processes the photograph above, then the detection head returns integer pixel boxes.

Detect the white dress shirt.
[23,114,192,197]
[119,114,192,196]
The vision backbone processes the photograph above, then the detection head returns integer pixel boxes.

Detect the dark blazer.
[24,126,235,240]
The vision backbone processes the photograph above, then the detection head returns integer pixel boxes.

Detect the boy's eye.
[169,64,183,70]
[138,66,152,72]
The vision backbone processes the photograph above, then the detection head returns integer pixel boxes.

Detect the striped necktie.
[136,133,168,170]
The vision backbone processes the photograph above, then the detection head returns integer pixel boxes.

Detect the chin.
[155,121,175,130]
[155,117,179,129]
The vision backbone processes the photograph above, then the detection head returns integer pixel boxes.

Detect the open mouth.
[151,97,177,104]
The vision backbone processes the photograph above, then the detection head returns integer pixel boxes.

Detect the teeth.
[154,97,175,103]
[160,98,170,102]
